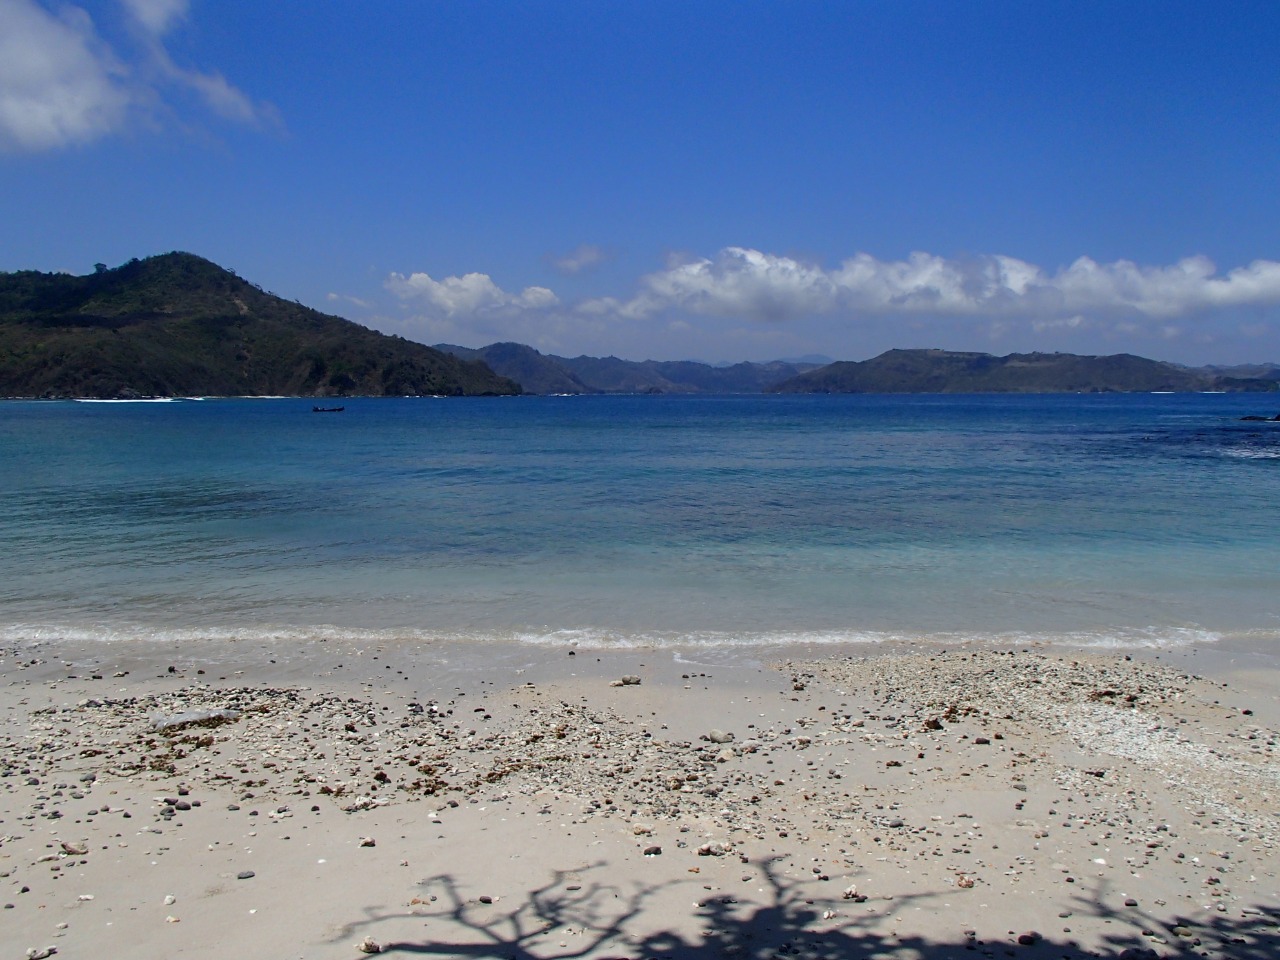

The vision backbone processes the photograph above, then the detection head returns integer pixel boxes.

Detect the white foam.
[0,621,1236,652]
[73,398,178,403]
[1222,447,1280,459]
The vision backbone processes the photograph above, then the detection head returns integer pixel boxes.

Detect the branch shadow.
[331,858,1280,960]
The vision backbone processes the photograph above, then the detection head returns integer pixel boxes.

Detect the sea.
[2,393,1278,654]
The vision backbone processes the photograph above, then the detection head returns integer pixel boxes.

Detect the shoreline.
[2,637,1278,959]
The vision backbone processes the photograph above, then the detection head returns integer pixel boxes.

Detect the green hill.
[0,253,521,398]
[769,348,1279,394]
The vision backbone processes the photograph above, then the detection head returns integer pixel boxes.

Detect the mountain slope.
[433,342,821,393]
[0,254,520,398]
[435,342,595,394]
[769,348,1279,394]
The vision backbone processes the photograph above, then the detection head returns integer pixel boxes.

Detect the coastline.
[3,635,1277,959]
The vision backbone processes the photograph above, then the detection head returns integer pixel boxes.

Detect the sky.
[2,0,1279,365]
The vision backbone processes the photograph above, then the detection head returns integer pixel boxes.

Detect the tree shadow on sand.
[333,857,1280,960]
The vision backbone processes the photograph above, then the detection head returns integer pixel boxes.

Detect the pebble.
[5,646,1276,960]
[236,870,255,880]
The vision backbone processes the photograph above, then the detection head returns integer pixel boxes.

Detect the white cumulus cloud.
[0,0,130,150]
[0,0,274,152]
[386,270,558,317]
[610,247,1280,324]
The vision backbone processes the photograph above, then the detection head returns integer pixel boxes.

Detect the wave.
[0,621,1236,651]
[72,397,180,404]
[1222,447,1280,459]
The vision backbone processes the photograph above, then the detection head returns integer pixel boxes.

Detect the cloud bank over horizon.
[0,0,274,152]
[380,246,1280,357]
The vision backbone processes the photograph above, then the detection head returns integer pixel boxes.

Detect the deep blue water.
[2,393,1278,649]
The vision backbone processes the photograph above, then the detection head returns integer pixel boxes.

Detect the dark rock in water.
[1239,414,1280,421]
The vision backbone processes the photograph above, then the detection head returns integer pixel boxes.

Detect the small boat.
[312,405,345,413]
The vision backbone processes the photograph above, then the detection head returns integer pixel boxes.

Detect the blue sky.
[3,0,1279,364]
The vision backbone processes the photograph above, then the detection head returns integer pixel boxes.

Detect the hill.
[433,342,820,394]
[436,342,593,394]
[0,254,521,398]
[769,348,1280,394]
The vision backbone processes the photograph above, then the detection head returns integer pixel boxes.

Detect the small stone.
[164,894,176,905]
[359,837,376,847]
[59,841,88,856]
[1124,898,1138,907]
[165,915,180,923]
[706,729,734,744]
[356,936,382,954]
[236,870,255,880]
[620,676,642,685]
[478,895,493,904]
[643,845,662,856]
[1017,931,1041,946]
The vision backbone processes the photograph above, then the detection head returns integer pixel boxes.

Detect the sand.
[2,635,1277,959]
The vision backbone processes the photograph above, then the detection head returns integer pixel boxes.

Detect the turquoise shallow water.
[1,393,1278,650]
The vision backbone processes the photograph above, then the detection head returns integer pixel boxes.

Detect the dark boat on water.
[312,405,345,413]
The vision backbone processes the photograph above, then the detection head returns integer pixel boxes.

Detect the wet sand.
[2,636,1278,959]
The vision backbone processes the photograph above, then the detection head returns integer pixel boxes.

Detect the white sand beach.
[2,637,1278,960]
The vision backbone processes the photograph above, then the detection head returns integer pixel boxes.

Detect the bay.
[1,393,1277,650]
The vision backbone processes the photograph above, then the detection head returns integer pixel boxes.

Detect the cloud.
[122,0,277,127]
[609,247,1280,325]
[380,249,1280,358]
[550,243,607,275]
[327,292,371,310]
[121,0,186,34]
[0,0,131,150]
[0,0,274,152]
[386,269,558,317]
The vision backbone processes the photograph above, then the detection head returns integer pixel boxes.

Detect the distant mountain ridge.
[434,342,1278,395]
[4,254,1274,399]
[433,341,822,394]
[767,348,1279,394]
[0,254,520,398]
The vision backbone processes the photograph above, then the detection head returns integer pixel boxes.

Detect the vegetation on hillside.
[768,348,1279,394]
[0,254,520,398]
